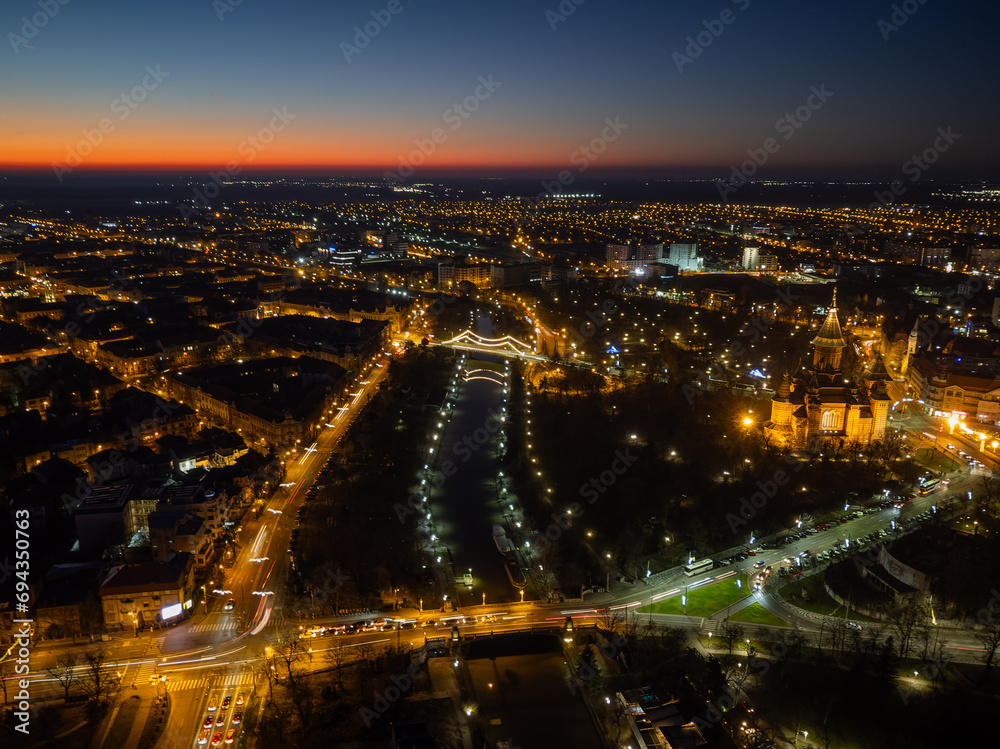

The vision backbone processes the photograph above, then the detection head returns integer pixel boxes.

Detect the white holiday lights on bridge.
[440,329,533,353]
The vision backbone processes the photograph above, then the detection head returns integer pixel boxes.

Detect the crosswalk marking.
[189,622,236,632]
[166,678,206,692]
[166,672,254,692]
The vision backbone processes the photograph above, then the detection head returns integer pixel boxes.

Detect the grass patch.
[777,574,843,616]
[912,448,958,474]
[729,602,792,627]
[639,577,748,617]
[779,573,880,621]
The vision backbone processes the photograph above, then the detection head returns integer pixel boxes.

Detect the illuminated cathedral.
[765,290,892,447]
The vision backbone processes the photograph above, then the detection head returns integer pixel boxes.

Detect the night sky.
[2,0,996,178]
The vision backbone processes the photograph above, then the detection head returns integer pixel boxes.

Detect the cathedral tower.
[812,288,847,371]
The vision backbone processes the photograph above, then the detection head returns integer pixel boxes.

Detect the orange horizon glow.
[0,116,728,174]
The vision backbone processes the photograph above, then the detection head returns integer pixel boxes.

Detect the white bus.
[919,479,941,496]
[683,558,714,576]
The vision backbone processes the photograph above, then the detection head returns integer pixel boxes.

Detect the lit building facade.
[766,290,891,446]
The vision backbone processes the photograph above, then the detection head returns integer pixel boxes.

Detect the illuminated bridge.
[434,330,541,359]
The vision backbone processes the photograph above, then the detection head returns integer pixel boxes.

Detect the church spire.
[772,371,792,402]
[812,288,847,350]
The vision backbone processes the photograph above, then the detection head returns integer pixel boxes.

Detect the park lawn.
[639,577,748,617]
[779,574,881,621]
[778,574,842,616]
[912,449,957,474]
[729,602,792,627]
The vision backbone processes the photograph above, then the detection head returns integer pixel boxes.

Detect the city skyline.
[3,0,998,178]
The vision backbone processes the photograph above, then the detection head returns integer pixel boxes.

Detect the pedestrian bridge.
[436,330,536,358]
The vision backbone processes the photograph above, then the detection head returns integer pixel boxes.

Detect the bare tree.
[355,641,376,672]
[884,596,929,658]
[325,644,351,690]
[827,618,848,656]
[622,608,640,641]
[717,621,745,657]
[976,471,1000,514]
[272,628,306,694]
[596,607,624,637]
[726,657,753,695]
[261,653,277,703]
[975,616,1000,680]
[46,653,79,701]
[79,649,121,706]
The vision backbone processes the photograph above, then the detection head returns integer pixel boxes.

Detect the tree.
[79,649,121,706]
[826,618,848,656]
[717,621,745,656]
[976,471,1000,514]
[355,642,376,672]
[622,608,641,641]
[596,607,624,637]
[974,616,1000,680]
[272,628,306,695]
[325,644,351,691]
[47,654,78,701]
[883,596,929,658]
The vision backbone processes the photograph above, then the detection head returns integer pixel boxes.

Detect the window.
[821,410,840,430]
